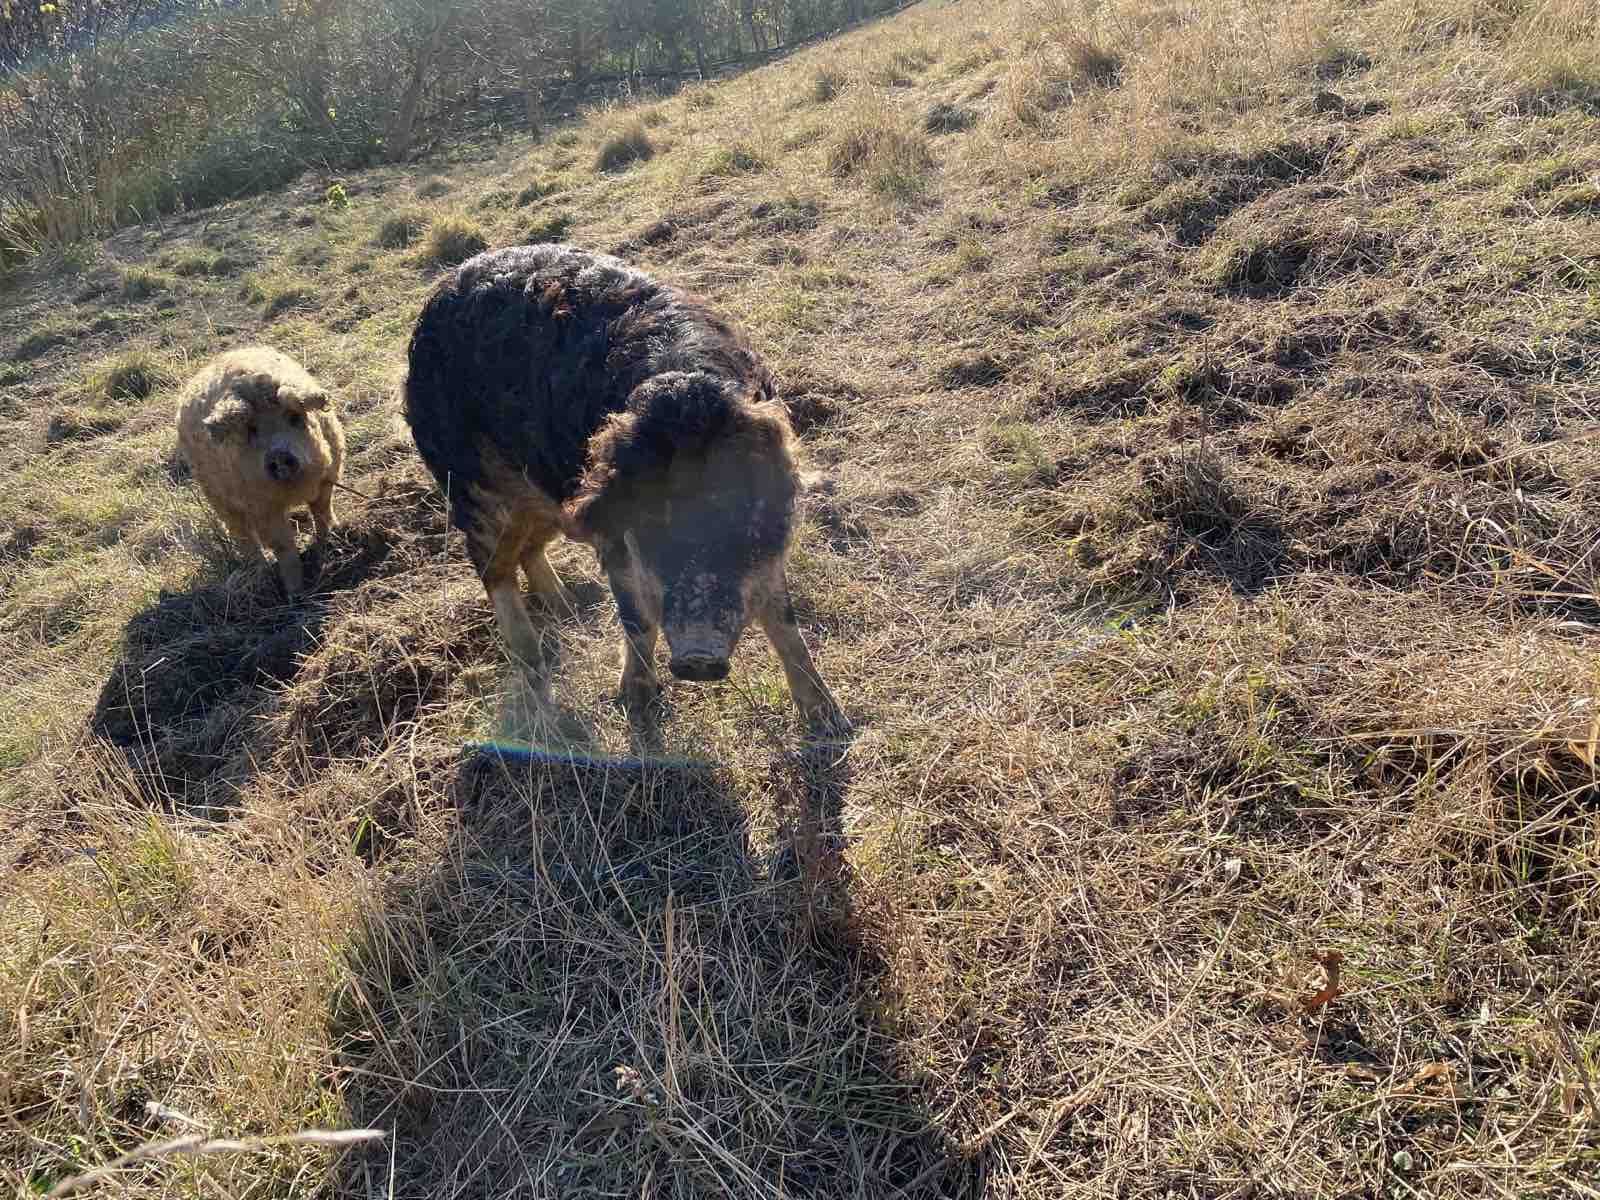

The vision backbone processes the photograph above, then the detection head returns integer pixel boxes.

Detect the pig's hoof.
[303,550,328,590]
[530,588,577,618]
[804,704,853,741]
[619,675,662,716]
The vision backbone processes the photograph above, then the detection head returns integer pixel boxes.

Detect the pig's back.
[404,243,757,505]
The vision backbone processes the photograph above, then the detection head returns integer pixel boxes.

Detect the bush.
[421,215,489,266]
[595,122,655,172]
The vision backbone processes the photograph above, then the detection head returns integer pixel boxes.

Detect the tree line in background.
[0,0,908,255]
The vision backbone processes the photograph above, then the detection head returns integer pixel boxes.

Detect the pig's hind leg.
[467,499,556,684]
[519,530,574,614]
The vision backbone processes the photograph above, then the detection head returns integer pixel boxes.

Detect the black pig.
[402,243,847,736]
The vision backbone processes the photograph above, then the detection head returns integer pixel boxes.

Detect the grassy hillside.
[5,0,1600,1195]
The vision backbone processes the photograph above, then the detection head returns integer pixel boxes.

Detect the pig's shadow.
[86,485,454,814]
[332,750,984,1197]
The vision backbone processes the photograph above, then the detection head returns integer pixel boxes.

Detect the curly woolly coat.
[401,242,845,733]
[176,346,346,597]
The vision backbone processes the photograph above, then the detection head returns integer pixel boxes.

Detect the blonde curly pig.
[176,346,346,597]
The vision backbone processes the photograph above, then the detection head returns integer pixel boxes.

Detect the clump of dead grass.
[374,208,428,249]
[825,91,936,200]
[94,350,174,403]
[806,63,850,104]
[595,120,655,172]
[419,213,489,266]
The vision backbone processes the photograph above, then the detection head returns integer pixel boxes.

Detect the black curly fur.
[401,243,789,561]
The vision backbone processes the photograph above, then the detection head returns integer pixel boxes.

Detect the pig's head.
[203,369,332,488]
[564,371,799,683]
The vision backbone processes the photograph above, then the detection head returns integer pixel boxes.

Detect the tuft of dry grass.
[419,214,489,266]
[94,350,175,403]
[120,267,172,301]
[807,63,850,104]
[825,90,936,200]
[375,208,429,250]
[595,120,656,172]
[7,1,1600,1197]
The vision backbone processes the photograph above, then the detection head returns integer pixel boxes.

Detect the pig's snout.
[669,654,731,682]
[265,448,302,482]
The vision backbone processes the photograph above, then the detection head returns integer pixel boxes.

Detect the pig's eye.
[287,413,304,428]
[245,423,258,442]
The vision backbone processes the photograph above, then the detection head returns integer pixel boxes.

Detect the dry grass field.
[5,0,1600,1195]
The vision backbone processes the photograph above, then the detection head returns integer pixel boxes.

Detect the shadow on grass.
[85,472,456,815]
[329,748,983,1198]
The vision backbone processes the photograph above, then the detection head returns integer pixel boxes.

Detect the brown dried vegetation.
[5,1,1600,1197]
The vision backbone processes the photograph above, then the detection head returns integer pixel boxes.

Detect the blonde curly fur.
[176,346,346,596]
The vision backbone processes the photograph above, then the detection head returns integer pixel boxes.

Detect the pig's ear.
[202,395,252,443]
[283,384,330,412]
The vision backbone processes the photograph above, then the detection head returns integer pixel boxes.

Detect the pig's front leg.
[262,514,305,599]
[758,584,848,738]
[617,611,662,719]
[307,482,336,587]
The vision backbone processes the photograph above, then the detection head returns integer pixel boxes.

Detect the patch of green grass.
[1113,177,1161,209]
[1548,180,1600,214]
[750,194,821,232]
[984,422,1056,487]
[474,187,518,214]
[420,214,489,266]
[171,250,242,277]
[524,211,574,242]
[952,237,993,273]
[826,103,936,202]
[703,142,768,177]
[121,267,173,300]
[595,121,655,172]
